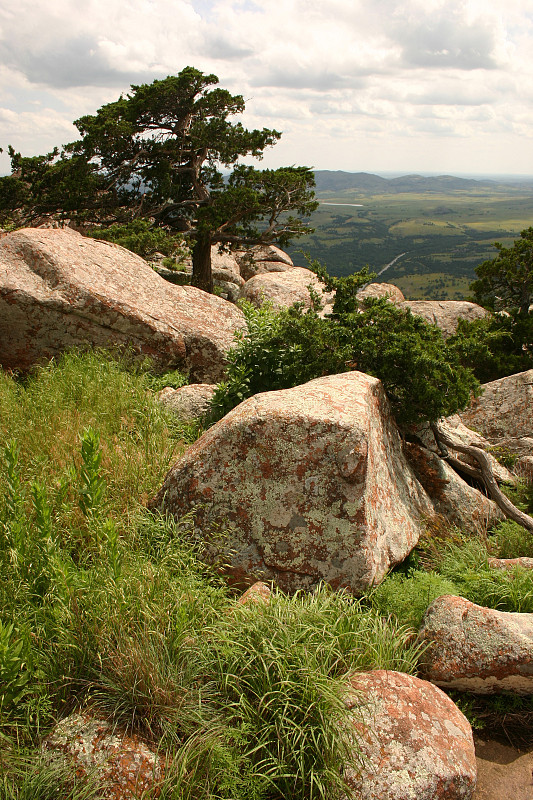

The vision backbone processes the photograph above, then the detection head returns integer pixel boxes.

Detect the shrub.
[210,282,479,426]
[87,219,189,262]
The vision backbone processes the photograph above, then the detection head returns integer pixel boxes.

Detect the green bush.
[210,281,479,426]
[87,219,189,261]
[447,313,533,383]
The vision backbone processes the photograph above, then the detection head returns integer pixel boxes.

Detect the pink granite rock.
[240,267,333,310]
[237,581,272,605]
[42,713,164,799]
[488,557,533,571]
[344,670,477,800]
[357,282,405,305]
[403,442,503,533]
[157,383,216,422]
[150,372,433,593]
[458,370,533,441]
[400,300,490,338]
[418,595,533,694]
[0,228,245,381]
[236,244,293,281]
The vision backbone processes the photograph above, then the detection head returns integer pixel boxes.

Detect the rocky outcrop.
[209,248,245,301]
[0,228,245,381]
[418,595,533,694]
[404,442,503,532]
[400,300,490,337]
[150,372,433,593]
[458,370,533,441]
[157,383,216,422]
[357,282,405,305]
[42,713,164,799]
[236,244,293,281]
[240,267,334,310]
[344,670,477,800]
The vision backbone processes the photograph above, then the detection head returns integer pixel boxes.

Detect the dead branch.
[431,422,533,532]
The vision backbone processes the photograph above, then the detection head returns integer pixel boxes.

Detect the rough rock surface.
[236,244,293,281]
[344,670,477,800]
[157,383,216,422]
[0,228,245,381]
[400,300,490,337]
[237,581,272,605]
[418,595,533,694]
[403,442,503,532]
[415,416,516,485]
[458,370,533,440]
[357,282,405,305]
[150,372,433,593]
[42,713,163,799]
[488,556,533,571]
[240,267,333,310]
[210,248,245,301]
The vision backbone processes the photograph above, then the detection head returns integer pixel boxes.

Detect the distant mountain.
[312,171,389,192]
[313,170,499,194]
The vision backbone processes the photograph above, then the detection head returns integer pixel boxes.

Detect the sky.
[0,0,532,177]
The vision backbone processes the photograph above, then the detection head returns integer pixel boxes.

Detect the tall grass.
[0,350,423,799]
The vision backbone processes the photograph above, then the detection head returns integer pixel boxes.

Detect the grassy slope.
[0,350,421,800]
[1,351,532,795]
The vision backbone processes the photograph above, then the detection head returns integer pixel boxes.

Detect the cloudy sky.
[1,0,532,177]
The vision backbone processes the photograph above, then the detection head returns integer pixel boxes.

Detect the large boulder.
[42,712,164,799]
[400,300,490,337]
[157,383,216,422]
[403,442,503,532]
[458,370,533,441]
[236,244,293,281]
[0,228,245,381]
[240,267,334,310]
[344,670,477,800]
[357,282,405,305]
[418,595,533,694]
[150,372,433,593]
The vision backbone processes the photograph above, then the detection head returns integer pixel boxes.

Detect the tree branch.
[431,422,533,531]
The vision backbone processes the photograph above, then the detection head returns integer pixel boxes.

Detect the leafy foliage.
[471,227,533,316]
[87,219,189,262]
[211,269,479,426]
[447,311,533,382]
[0,68,317,292]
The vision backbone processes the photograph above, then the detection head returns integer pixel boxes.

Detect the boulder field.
[150,370,504,593]
[0,228,245,381]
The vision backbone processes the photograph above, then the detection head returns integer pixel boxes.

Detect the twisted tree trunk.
[431,422,533,532]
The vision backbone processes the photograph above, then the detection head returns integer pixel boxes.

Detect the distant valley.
[286,171,533,300]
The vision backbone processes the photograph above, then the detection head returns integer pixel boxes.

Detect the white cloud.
[0,0,532,175]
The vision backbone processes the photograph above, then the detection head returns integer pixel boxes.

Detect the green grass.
[370,523,533,629]
[0,349,424,800]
